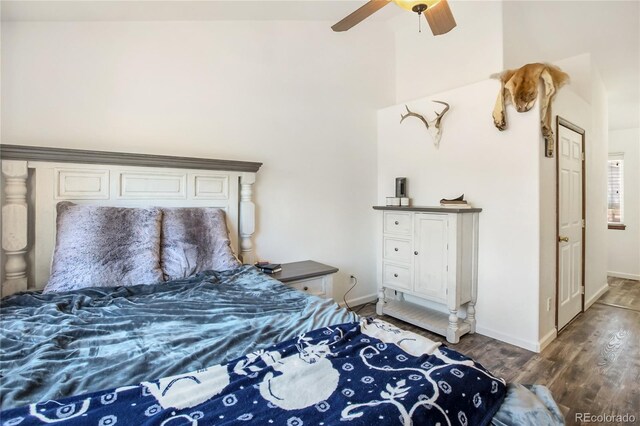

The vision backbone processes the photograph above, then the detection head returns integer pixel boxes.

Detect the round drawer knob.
[393,273,398,278]
[394,247,399,252]
[414,251,419,255]
[394,221,399,225]
[303,286,309,291]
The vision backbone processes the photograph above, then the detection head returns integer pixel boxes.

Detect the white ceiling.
[0,0,402,22]
[502,1,640,131]
[2,0,638,130]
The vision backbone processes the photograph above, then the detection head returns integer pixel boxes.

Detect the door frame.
[555,116,586,332]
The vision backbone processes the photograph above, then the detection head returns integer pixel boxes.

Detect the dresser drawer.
[384,212,412,235]
[288,277,326,297]
[383,237,412,263]
[382,263,411,290]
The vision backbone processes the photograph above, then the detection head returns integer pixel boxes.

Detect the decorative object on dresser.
[395,177,411,206]
[386,197,401,206]
[373,205,481,343]
[395,177,407,197]
[399,101,450,148]
[270,260,338,300]
[387,177,411,207]
[386,197,411,207]
[440,194,472,208]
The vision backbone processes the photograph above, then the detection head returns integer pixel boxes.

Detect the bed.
[0,146,564,425]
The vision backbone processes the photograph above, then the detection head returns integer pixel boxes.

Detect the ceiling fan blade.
[331,0,391,32]
[425,0,457,35]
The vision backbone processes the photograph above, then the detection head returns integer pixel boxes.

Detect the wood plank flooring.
[597,276,640,311]
[356,277,640,425]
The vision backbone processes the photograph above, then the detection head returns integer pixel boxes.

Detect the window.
[607,153,625,230]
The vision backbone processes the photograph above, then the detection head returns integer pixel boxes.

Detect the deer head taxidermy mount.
[491,63,570,157]
[400,101,450,148]
[332,0,456,35]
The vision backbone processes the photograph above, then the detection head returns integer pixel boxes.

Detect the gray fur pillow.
[161,208,241,280]
[43,202,164,293]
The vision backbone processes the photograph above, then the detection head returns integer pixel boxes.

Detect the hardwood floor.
[597,276,640,311]
[356,277,640,425]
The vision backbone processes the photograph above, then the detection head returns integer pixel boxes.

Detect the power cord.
[343,275,358,311]
[343,275,377,315]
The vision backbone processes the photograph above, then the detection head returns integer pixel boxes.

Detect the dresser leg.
[467,301,476,333]
[447,309,460,344]
[376,288,386,316]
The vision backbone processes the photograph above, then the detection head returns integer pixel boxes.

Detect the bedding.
[161,207,241,280]
[1,266,564,425]
[491,384,565,426]
[43,202,164,293]
[1,266,354,410]
[1,318,508,426]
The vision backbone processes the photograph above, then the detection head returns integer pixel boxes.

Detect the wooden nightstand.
[270,260,338,300]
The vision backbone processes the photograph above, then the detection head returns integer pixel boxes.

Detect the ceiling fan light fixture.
[331,0,456,34]
[392,0,440,13]
[412,4,427,15]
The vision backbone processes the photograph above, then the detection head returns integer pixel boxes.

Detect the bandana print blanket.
[1,319,507,426]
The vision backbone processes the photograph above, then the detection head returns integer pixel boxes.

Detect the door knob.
[558,236,569,243]
[414,251,419,255]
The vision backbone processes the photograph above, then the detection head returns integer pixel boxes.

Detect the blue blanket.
[0,266,355,410]
[1,318,507,426]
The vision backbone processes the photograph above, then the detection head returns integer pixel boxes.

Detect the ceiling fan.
[331,0,456,35]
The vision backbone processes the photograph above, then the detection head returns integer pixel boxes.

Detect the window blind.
[607,157,624,224]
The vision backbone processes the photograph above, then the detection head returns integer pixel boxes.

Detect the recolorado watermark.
[575,412,637,424]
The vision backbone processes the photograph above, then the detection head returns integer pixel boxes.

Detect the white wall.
[501,0,615,316]
[498,49,610,345]
[392,0,503,103]
[503,1,614,317]
[378,79,542,351]
[608,128,640,280]
[538,86,591,347]
[0,20,396,305]
[585,68,610,307]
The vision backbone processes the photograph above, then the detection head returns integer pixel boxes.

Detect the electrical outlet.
[546,297,552,311]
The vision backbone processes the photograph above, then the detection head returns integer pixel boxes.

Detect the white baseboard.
[537,327,557,352]
[338,293,377,309]
[607,271,640,281]
[475,325,538,353]
[585,282,609,309]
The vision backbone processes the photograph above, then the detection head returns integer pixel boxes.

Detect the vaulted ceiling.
[2,0,638,130]
[502,1,639,130]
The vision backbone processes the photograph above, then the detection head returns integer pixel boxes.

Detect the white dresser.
[373,206,481,343]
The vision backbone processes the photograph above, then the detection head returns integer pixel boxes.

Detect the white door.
[557,123,584,330]
[413,214,448,301]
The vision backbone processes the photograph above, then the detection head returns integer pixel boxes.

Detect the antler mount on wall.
[400,101,450,147]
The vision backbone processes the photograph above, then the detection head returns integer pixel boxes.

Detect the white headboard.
[0,145,262,297]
